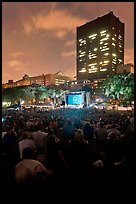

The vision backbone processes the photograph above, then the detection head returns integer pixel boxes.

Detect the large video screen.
[67,94,82,105]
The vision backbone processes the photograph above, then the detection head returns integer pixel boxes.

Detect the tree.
[2,84,68,106]
[102,73,134,105]
[2,87,18,104]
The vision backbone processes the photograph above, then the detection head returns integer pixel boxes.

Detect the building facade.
[77,11,124,81]
[117,63,134,74]
[2,72,73,89]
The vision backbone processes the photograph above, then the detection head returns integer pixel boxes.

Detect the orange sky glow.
[2,2,134,83]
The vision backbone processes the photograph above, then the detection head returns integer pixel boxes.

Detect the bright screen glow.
[67,94,82,105]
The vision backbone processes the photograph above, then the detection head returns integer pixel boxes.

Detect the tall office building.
[77,11,124,81]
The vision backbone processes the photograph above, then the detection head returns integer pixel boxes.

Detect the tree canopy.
[102,73,134,103]
[2,85,67,105]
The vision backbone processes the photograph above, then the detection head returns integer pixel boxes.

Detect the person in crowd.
[94,122,108,152]
[1,125,20,183]
[73,118,83,130]
[82,121,94,144]
[49,118,57,134]
[18,131,36,160]
[2,106,134,202]
[107,123,121,137]
[15,147,52,185]
[63,119,75,141]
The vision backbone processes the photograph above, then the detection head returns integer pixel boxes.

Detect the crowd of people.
[1,106,135,203]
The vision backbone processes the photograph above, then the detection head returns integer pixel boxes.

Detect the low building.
[2,80,17,89]
[2,72,74,89]
[45,71,73,86]
[117,63,134,74]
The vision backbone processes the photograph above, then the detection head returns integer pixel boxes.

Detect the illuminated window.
[88,70,97,73]
[104,60,109,63]
[100,30,107,34]
[100,68,107,71]
[89,33,97,38]
[113,59,116,61]
[88,68,97,71]
[79,70,86,73]
[118,35,122,40]
[112,37,116,41]
[104,53,109,56]
[102,63,108,66]
[100,37,109,41]
[94,48,97,51]
[112,53,116,57]
[101,33,106,36]
[101,48,109,51]
[112,43,116,46]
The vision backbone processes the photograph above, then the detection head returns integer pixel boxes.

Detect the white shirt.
[31,131,48,149]
[2,132,7,139]
[19,139,36,159]
[15,159,52,184]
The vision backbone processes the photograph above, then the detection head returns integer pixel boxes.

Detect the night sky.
[2,2,134,83]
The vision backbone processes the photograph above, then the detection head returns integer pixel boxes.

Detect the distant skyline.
[2,2,134,83]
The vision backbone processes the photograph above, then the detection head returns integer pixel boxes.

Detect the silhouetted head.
[22,147,33,159]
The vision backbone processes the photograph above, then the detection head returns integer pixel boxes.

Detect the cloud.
[65,39,75,47]
[62,50,76,57]
[8,60,24,71]
[23,9,87,38]
[56,30,67,39]
[33,10,86,30]
[10,51,24,58]
[124,48,134,64]
[23,22,33,35]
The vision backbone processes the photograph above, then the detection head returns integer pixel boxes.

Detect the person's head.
[99,122,104,128]
[75,129,84,142]
[20,131,29,140]
[110,124,116,129]
[5,125,13,132]
[84,122,90,128]
[22,147,33,159]
[107,132,119,141]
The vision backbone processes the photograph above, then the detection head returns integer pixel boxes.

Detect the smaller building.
[2,80,17,89]
[2,72,74,89]
[30,74,45,86]
[117,63,134,74]
[16,74,31,86]
[45,71,73,86]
